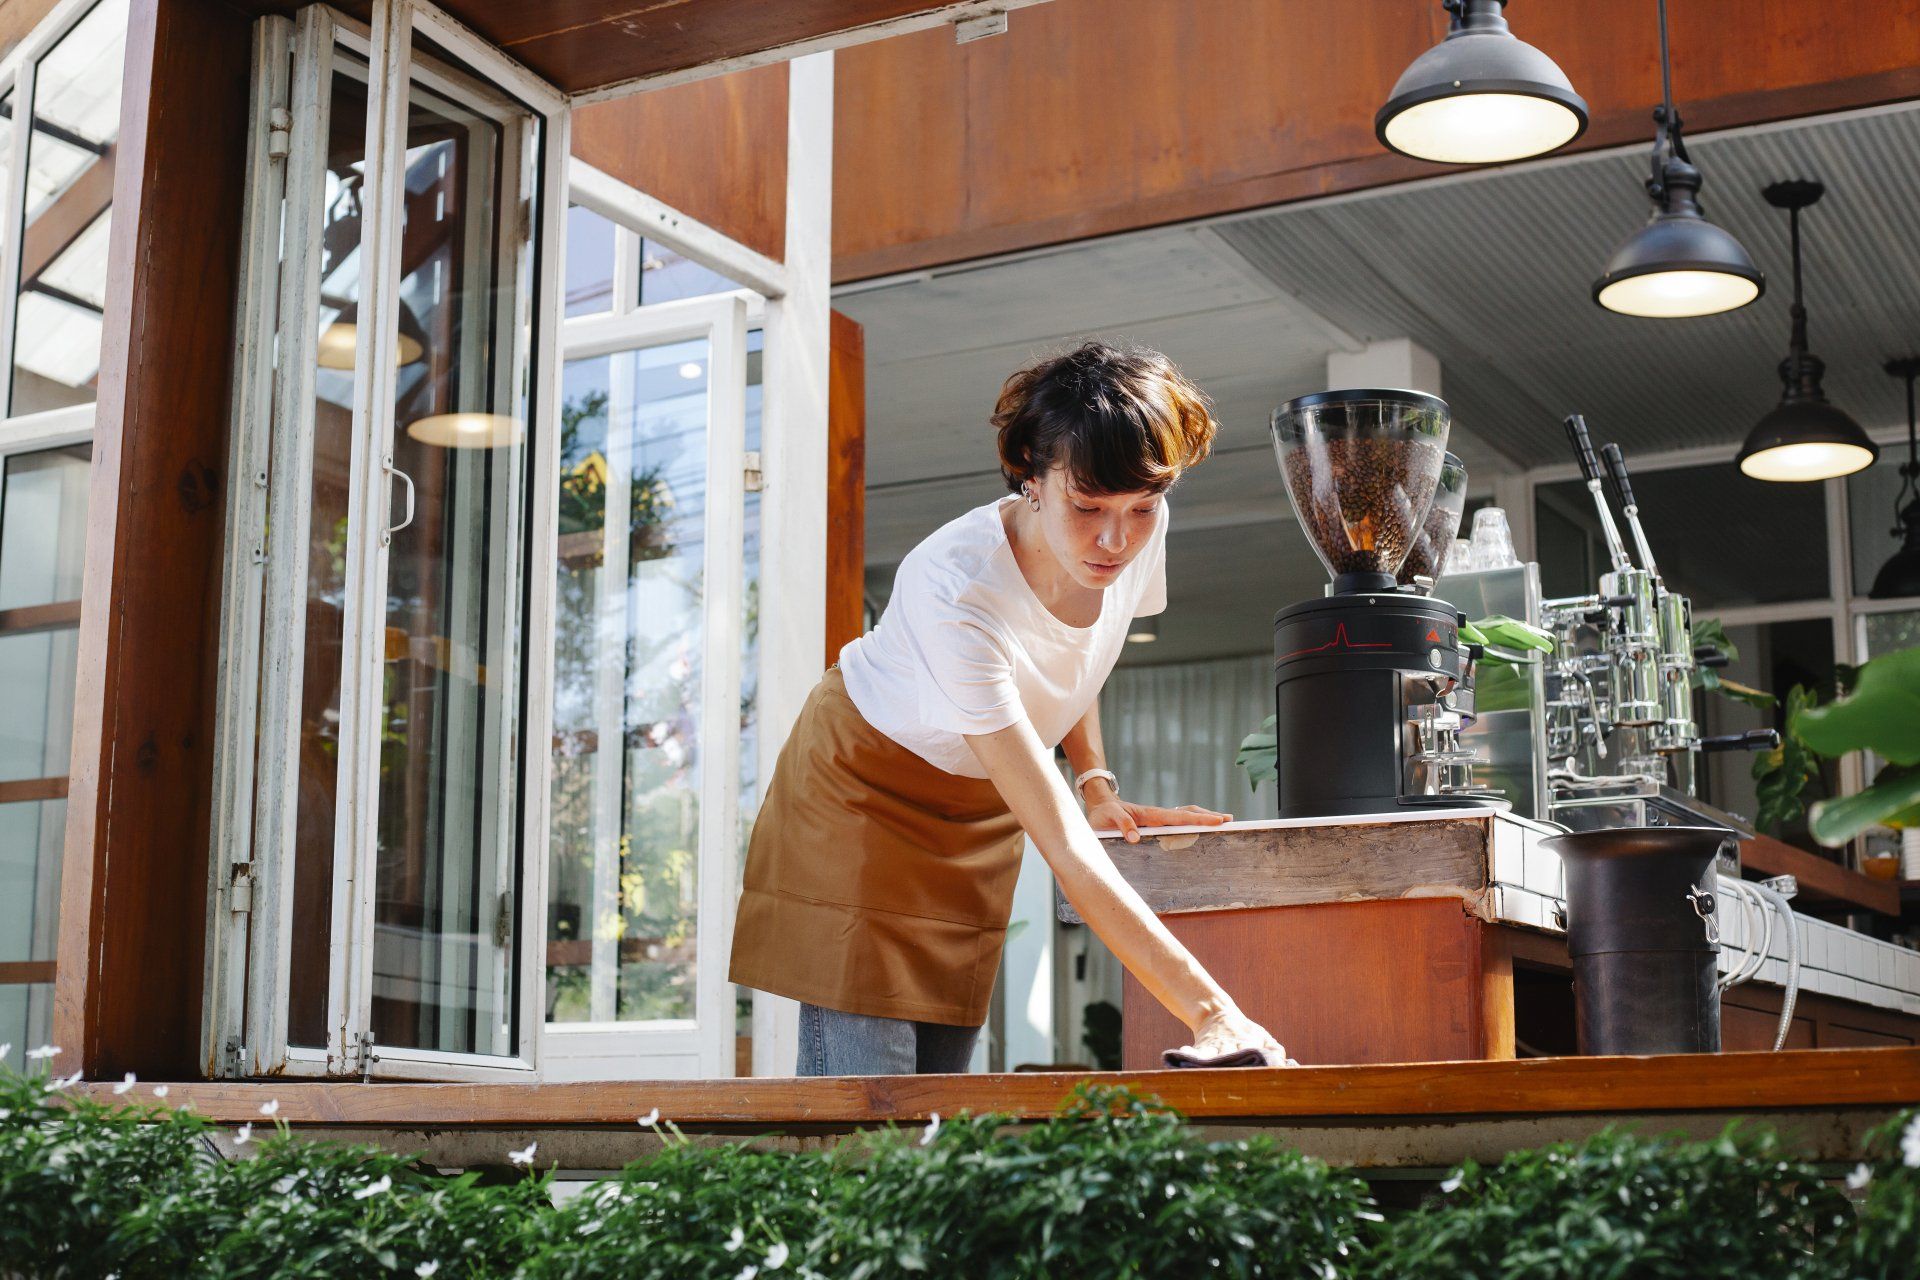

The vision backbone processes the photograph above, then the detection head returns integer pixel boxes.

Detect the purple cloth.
[1161,1046,1296,1069]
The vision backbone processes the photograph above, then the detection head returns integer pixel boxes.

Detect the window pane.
[549,336,711,1024]
[1863,609,1920,658]
[0,799,63,964]
[10,0,128,415]
[564,204,616,317]
[287,57,373,1050]
[369,75,535,1057]
[1534,462,1828,608]
[0,445,87,784]
[1697,618,1837,842]
[0,982,53,1070]
[638,237,737,306]
[1848,447,1919,599]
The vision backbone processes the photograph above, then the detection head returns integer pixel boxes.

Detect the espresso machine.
[1268,389,1502,819]
[1540,416,1776,840]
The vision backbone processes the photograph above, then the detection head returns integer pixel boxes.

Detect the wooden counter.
[1073,812,1920,1070]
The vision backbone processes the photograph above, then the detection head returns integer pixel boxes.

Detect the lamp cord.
[1898,370,1919,528]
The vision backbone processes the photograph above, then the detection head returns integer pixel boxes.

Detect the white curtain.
[1050,654,1276,1065]
[1095,654,1278,820]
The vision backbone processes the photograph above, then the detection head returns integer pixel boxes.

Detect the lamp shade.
[318,299,429,370]
[407,412,525,449]
[1869,502,1920,599]
[1376,0,1586,165]
[1126,616,1159,644]
[1592,183,1764,318]
[1736,353,1877,482]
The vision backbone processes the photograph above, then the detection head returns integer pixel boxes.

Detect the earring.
[1024,483,1040,511]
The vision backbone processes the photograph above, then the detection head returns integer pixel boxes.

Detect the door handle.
[382,455,415,546]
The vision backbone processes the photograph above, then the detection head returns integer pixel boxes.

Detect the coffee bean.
[1282,437,1444,577]
[1400,493,1466,582]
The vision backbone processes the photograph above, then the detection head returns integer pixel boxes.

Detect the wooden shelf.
[1740,832,1900,916]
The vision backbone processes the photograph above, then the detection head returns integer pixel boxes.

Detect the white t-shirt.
[838,494,1169,778]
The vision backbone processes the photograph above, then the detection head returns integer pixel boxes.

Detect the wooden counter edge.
[69,1046,1920,1128]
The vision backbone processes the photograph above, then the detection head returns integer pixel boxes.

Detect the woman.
[729,341,1287,1076]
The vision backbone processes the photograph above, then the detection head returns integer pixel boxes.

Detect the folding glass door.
[206,2,567,1081]
[543,294,749,1079]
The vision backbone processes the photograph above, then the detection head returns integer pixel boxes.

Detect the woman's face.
[1028,466,1162,590]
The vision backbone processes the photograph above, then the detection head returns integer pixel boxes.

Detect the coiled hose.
[1715,876,1801,1051]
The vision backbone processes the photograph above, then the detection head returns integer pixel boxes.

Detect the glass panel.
[287,56,373,1050]
[0,982,53,1069]
[0,798,64,964]
[549,336,712,1025]
[735,330,761,1042]
[1848,446,1919,599]
[1533,462,1828,608]
[1863,609,1920,656]
[369,74,534,1057]
[0,445,87,784]
[638,237,736,306]
[10,0,129,415]
[564,204,616,318]
[1697,618,1837,845]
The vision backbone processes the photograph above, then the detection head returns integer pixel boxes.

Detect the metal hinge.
[227,863,254,915]
[743,450,764,492]
[225,1038,247,1075]
[266,107,292,160]
[352,1030,378,1081]
[494,890,514,948]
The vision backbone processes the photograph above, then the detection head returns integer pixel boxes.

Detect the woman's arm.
[967,715,1284,1058]
[1060,700,1232,842]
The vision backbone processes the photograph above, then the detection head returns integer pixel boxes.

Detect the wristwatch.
[1074,768,1118,801]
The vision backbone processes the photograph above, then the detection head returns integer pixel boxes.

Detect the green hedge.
[1,1066,1915,1278]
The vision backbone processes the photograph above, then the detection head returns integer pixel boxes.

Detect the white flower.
[259,1099,280,1117]
[735,1269,758,1280]
[50,1072,83,1091]
[112,1073,137,1096]
[919,1112,941,1146]
[637,1107,660,1127]
[764,1242,789,1270]
[0,1043,10,1059]
[0,1109,10,1121]
[24,1044,59,1061]
[508,1142,538,1167]
[1846,1162,1873,1190]
[234,1123,254,1146]
[725,1226,745,1253]
[352,1174,393,1200]
[152,1086,169,1099]
[1439,1172,1464,1194]
[415,1263,440,1278]
[1902,1115,1920,1169]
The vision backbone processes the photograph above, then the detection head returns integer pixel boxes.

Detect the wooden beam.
[68,1045,1920,1126]
[56,0,253,1080]
[18,147,115,289]
[1742,833,1900,917]
[0,776,67,804]
[0,960,55,984]
[0,599,81,636]
[825,307,865,666]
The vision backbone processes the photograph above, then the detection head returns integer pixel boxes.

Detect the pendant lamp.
[1592,0,1762,318]
[1376,0,1587,165]
[1735,181,1877,483]
[1869,357,1920,599]
[317,298,430,371]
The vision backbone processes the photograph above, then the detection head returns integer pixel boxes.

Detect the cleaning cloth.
[1161,1046,1298,1069]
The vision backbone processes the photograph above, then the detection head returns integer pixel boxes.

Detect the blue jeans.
[796,1002,981,1076]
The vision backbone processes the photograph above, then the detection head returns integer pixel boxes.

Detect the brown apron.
[728,667,1025,1026]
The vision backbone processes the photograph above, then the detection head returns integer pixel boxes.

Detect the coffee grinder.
[1269,388,1499,819]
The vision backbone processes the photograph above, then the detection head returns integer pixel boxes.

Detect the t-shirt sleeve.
[1133,500,1170,618]
[900,574,1025,737]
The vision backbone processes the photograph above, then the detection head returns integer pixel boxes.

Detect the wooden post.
[55,0,253,1078]
[826,308,865,665]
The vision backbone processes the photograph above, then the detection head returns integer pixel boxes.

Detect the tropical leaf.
[1808,762,1920,847]
[1792,645,1920,766]
[1236,714,1276,791]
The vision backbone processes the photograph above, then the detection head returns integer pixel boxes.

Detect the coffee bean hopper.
[1269,388,1505,819]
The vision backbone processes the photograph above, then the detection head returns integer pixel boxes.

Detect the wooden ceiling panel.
[226,1,1012,96]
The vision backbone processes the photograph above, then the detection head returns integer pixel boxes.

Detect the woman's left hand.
[1086,797,1231,843]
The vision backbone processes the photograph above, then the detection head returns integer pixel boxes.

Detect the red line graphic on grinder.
[1278,621,1397,663]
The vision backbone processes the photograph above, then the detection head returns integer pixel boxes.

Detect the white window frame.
[204,0,569,1082]
[544,291,748,1080]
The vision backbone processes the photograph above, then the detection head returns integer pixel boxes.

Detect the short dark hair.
[992,341,1217,495]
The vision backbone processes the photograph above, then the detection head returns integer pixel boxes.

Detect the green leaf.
[1698,668,1776,710]
[1751,685,1821,834]
[1792,645,1920,765]
[1463,614,1554,662]
[1235,714,1276,790]
[1807,762,1920,847]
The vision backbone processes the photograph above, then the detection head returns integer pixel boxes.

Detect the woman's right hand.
[1179,1006,1292,1066]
